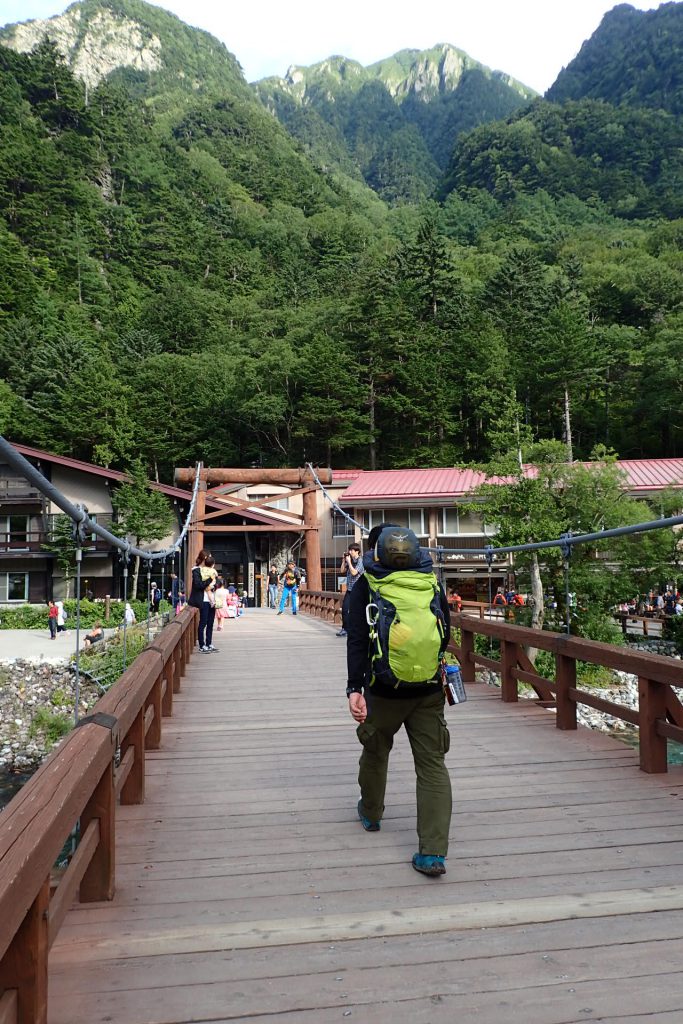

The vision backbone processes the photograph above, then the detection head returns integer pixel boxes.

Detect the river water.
[0,769,33,811]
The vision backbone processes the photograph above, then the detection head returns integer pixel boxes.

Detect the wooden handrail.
[449,613,683,774]
[0,606,198,1024]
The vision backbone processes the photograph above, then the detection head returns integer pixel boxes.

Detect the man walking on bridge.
[345,524,452,876]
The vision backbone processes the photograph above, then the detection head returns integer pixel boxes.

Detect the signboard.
[248,561,255,598]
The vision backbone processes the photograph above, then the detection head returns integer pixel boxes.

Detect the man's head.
[287,559,295,568]
[348,543,361,557]
[375,527,420,570]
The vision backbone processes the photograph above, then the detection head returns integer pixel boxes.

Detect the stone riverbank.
[0,659,101,773]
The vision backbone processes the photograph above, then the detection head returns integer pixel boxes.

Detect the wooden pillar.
[80,760,115,903]
[500,640,519,703]
[146,676,162,751]
[0,877,49,1024]
[302,486,322,593]
[459,625,476,683]
[555,653,577,730]
[120,708,145,805]
[639,676,668,773]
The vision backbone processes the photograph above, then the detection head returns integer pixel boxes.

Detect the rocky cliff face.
[1,6,162,91]
[266,44,535,108]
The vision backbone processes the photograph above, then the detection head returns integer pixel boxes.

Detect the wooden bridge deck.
[48,610,683,1024]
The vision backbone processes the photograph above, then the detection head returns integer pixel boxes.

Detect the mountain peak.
[0,0,247,99]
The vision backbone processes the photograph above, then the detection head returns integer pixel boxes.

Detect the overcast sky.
[0,0,671,92]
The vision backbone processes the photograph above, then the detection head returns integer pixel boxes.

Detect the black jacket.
[346,549,451,699]
[188,566,212,609]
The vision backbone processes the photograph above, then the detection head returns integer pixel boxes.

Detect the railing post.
[500,640,519,703]
[555,653,577,730]
[162,658,174,717]
[459,624,476,683]
[173,647,181,693]
[146,676,163,750]
[0,876,49,1024]
[80,760,115,902]
[120,709,145,805]
[639,676,668,773]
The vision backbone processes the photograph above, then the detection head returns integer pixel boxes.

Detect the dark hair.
[205,554,215,567]
[195,549,209,566]
[348,543,361,553]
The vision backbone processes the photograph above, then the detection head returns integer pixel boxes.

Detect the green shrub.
[664,616,683,653]
[29,708,71,744]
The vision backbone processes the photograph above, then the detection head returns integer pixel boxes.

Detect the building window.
[332,510,355,537]
[0,515,29,550]
[362,509,427,537]
[0,572,28,602]
[246,492,290,511]
[441,508,486,536]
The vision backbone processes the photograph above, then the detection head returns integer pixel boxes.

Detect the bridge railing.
[299,593,683,775]
[0,606,198,1024]
[450,613,683,775]
[298,590,343,624]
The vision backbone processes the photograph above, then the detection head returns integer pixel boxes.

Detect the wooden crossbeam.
[202,525,310,533]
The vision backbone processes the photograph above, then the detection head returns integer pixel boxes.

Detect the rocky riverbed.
[477,637,682,735]
[0,659,102,773]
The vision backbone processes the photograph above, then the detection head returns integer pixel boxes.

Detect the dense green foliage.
[547,2,683,115]
[0,1,682,484]
[440,98,683,219]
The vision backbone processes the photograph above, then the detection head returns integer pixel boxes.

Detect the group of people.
[492,587,525,607]
[618,589,683,616]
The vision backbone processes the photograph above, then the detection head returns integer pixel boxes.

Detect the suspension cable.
[0,436,201,562]
[305,463,369,536]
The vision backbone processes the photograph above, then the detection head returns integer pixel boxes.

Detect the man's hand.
[348,692,367,723]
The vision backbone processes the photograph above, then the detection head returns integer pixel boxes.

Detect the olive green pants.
[356,690,452,856]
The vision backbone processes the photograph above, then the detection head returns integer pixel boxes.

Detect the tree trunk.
[563,382,573,462]
[526,551,545,665]
[368,378,376,471]
[131,554,141,601]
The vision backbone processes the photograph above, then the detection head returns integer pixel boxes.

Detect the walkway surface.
[49,610,683,1023]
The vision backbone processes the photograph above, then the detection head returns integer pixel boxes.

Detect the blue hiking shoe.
[357,799,380,832]
[412,853,446,876]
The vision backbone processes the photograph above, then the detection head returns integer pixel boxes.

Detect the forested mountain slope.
[0,3,681,477]
[256,45,536,202]
[547,2,683,115]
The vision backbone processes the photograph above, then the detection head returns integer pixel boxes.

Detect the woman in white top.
[124,603,136,626]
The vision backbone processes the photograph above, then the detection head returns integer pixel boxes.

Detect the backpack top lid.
[375,527,420,570]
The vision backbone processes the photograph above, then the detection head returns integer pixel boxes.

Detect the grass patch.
[29,708,72,744]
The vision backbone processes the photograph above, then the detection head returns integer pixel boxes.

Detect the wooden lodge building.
[0,445,682,605]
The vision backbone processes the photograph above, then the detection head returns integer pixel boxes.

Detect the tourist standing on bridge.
[277,560,301,615]
[336,542,363,637]
[267,565,279,608]
[189,549,218,652]
[346,524,452,877]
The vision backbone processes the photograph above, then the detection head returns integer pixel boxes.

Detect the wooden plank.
[48,820,100,947]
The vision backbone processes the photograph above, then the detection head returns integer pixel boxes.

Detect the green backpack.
[365,569,446,687]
